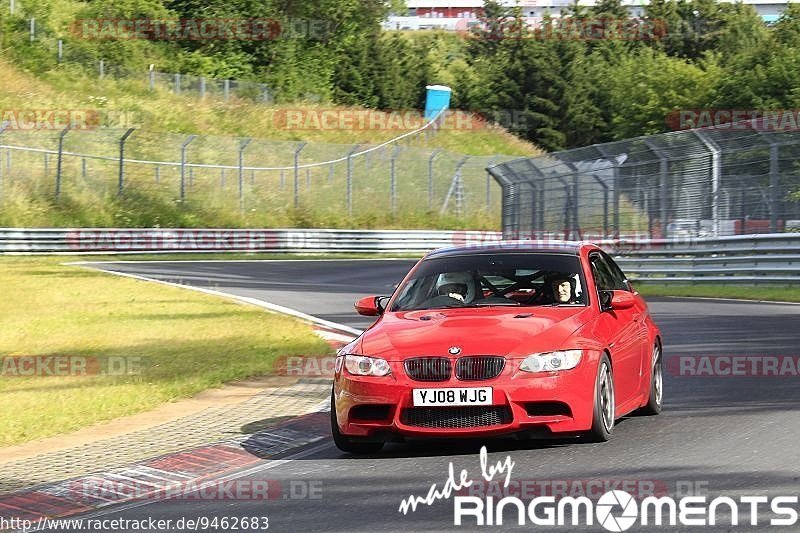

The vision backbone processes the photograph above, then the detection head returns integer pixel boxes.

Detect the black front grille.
[405,357,452,381]
[401,406,512,429]
[455,356,505,381]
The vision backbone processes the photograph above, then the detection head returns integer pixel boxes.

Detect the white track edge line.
[72,265,363,336]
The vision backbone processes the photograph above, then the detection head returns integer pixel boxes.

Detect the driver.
[436,272,475,303]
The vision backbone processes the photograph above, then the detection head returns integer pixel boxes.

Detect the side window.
[602,252,631,291]
[590,254,614,291]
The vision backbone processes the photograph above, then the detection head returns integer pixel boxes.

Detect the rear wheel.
[330,389,384,454]
[586,354,615,442]
[639,342,663,416]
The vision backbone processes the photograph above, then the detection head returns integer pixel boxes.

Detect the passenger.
[551,276,577,304]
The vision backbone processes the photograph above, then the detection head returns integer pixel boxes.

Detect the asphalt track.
[60,260,800,532]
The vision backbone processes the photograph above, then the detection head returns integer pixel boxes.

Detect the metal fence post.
[522,160,547,237]
[643,139,671,238]
[546,162,577,239]
[175,73,181,95]
[440,156,469,217]
[55,124,72,200]
[0,122,9,201]
[29,17,35,42]
[390,146,401,213]
[155,165,160,183]
[428,149,442,210]
[595,174,611,237]
[238,138,251,214]
[293,142,306,208]
[346,145,360,215]
[99,60,104,79]
[117,128,135,196]
[57,39,63,63]
[81,157,87,179]
[179,135,196,201]
[487,166,514,239]
[149,67,155,90]
[224,80,230,100]
[595,146,621,239]
[693,130,721,237]
[769,140,780,233]
[485,157,498,210]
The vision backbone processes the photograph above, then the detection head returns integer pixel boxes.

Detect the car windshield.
[390,253,588,311]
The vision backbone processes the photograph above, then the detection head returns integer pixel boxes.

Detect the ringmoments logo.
[397,447,800,529]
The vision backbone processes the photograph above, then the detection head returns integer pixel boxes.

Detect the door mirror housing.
[601,290,635,311]
[355,296,387,316]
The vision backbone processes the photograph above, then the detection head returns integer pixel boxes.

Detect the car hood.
[355,306,592,360]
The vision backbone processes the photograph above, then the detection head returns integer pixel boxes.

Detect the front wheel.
[638,342,663,416]
[330,389,384,454]
[585,354,615,442]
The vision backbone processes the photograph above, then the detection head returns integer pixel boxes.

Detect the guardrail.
[613,233,800,284]
[0,228,501,254]
[2,229,799,283]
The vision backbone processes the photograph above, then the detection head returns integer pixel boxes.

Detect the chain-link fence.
[489,126,800,240]
[9,16,277,105]
[0,119,516,226]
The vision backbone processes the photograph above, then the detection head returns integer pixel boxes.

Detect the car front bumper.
[333,352,602,440]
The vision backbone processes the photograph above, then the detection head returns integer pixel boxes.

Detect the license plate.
[412,387,492,406]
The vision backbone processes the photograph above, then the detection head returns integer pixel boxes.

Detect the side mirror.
[355,296,386,316]
[605,290,635,311]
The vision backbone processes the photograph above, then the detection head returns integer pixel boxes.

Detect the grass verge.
[636,283,800,303]
[0,256,332,447]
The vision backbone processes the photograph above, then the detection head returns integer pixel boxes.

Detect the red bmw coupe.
[331,241,663,453]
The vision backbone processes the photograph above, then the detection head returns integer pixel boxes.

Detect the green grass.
[0,58,540,230]
[636,283,800,303]
[0,256,332,447]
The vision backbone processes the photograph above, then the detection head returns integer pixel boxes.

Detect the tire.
[639,342,663,416]
[330,389,384,454]
[585,354,615,443]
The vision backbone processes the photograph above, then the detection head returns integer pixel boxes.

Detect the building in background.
[384,0,790,30]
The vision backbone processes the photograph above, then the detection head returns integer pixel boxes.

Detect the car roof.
[426,240,597,258]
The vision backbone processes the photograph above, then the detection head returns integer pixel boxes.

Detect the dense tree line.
[5,0,800,151]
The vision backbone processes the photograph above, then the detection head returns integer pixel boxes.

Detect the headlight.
[344,354,391,376]
[519,350,583,373]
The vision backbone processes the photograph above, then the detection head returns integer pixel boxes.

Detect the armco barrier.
[612,233,800,284]
[2,229,799,283]
[0,229,502,254]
